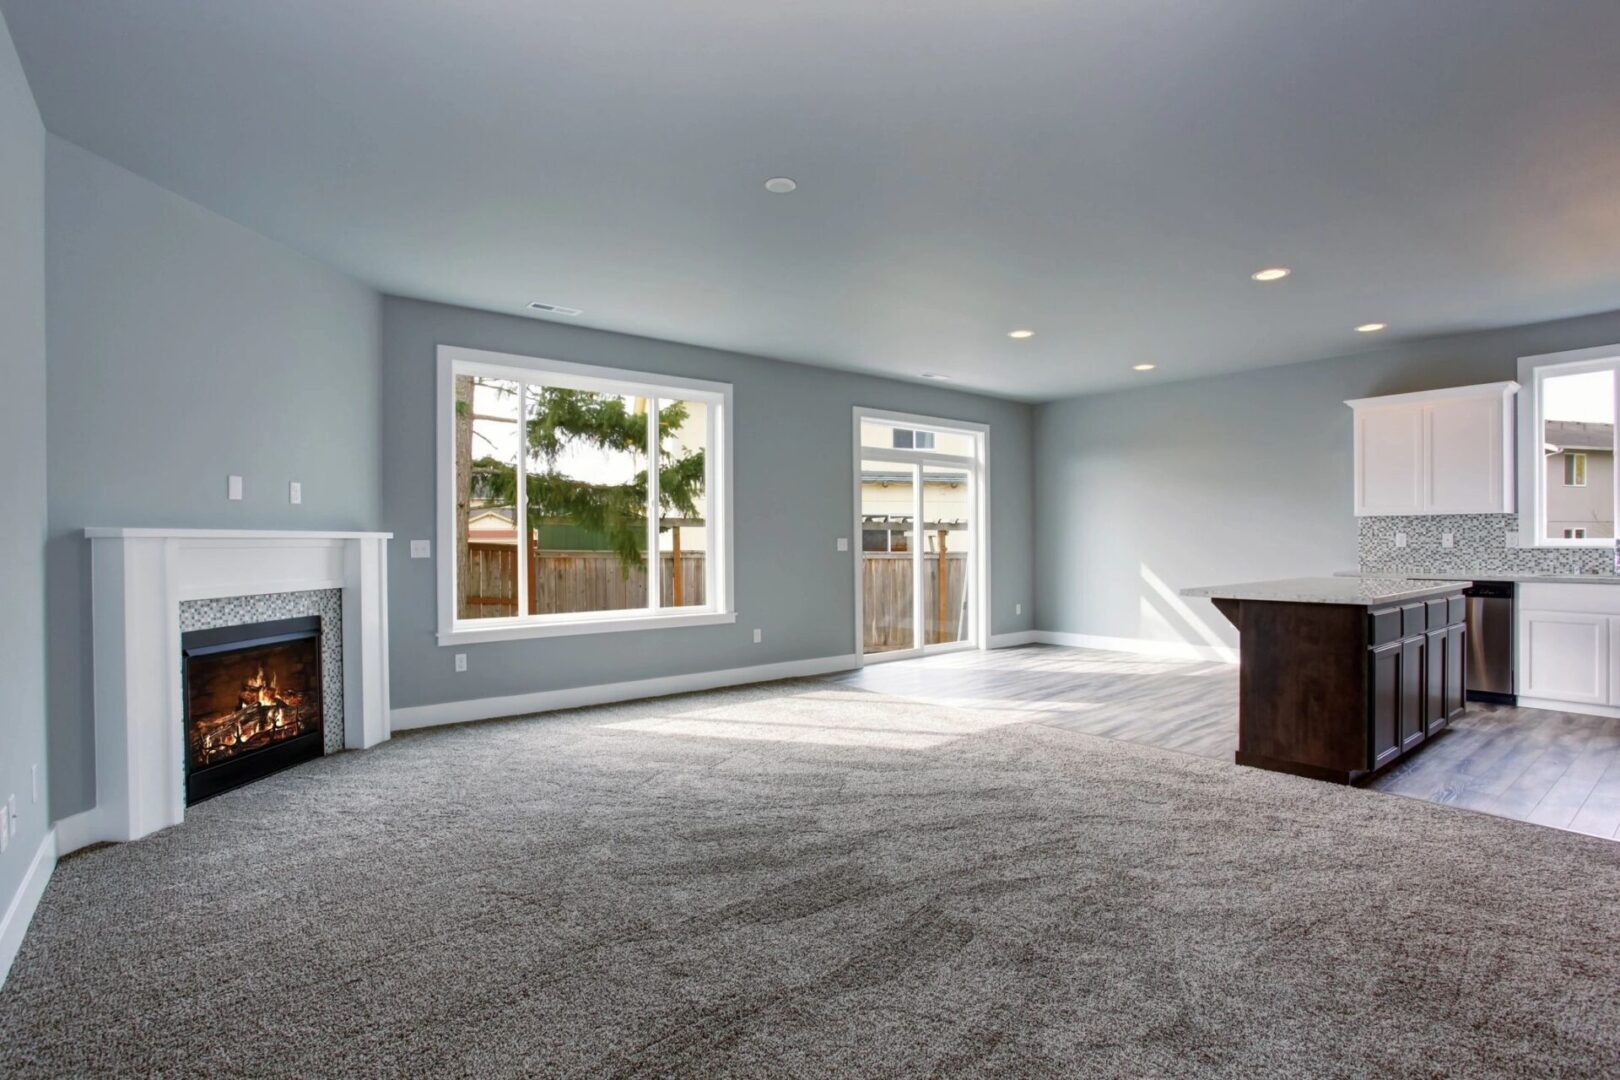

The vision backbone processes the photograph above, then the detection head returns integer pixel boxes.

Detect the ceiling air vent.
[528,301,583,317]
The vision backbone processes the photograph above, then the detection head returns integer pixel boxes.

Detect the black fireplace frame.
[182,615,324,804]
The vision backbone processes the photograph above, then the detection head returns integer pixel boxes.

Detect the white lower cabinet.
[1518,610,1608,705]
[1516,584,1620,713]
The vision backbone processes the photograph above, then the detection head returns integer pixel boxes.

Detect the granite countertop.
[1181,576,1464,606]
[1334,570,1620,586]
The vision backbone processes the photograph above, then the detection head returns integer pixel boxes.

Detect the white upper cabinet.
[1346,381,1518,517]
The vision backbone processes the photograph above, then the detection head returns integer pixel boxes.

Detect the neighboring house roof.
[470,506,516,524]
[1545,421,1614,452]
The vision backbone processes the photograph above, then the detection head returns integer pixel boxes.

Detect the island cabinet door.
[1445,623,1466,719]
[1425,628,1448,734]
[1400,635,1426,751]
[1370,640,1402,770]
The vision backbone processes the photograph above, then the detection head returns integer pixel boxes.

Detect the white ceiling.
[6,0,1620,401]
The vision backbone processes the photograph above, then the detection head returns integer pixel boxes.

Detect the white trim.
[1,829,56,990]
[53,809,103,857]
[85,528,392,540]
[1515,697,1620,721]
[852,406,991,665]
[1517,344,1620,549]
[1343,380,1519,410]
[1033,630,1239,664]
[391,653,859,731]
[436,344,736,643]
[990,630,1039,648]
[439,609,737,645]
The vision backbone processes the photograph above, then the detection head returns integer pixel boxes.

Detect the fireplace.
[182,616,325,804]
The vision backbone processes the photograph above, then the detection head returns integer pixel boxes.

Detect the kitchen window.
[436,345,734,644]
[1518,344,1620,547]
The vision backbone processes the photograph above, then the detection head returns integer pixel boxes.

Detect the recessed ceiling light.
[921,373,951,380]
[764,177,797,194]
[1251,267,1291,282]
[1356,322,1388,333]
[1007,329,1034,339]
[528,301,583,316]
[1133,363,1156,371]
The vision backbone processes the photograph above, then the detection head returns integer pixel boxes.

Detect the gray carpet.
[3,679,1618,1078]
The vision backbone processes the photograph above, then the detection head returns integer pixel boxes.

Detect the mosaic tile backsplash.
[1358,515,1619,577]
[180,589,345,755]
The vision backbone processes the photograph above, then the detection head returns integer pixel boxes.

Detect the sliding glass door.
[855,412,985,661]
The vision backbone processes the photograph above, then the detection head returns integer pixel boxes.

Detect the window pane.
[455,376,522,619]
[1543,370,1614,540]
[923,465,972,645]
[657,398,708,608]
[525,387,650,614]
[861,460,914,653]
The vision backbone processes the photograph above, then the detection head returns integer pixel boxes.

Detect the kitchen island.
[1183,577,1469,783]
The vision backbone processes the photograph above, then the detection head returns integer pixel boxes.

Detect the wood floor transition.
[826,644,1620,841]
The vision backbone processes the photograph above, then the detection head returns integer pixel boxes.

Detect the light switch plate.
[410,540,431,559]
[454,653,467,672]
[0,805,8,853]
[227,475,243,501]
[836,537,849,552]
[1394,532,1408,548]
[1016,603,1023,615]
[753,628,763,644]
[1441,531,1454,549]
[289,481,302,505]
[1505,530,1519,549]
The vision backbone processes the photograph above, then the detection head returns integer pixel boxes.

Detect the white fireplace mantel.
[82,527,392,848]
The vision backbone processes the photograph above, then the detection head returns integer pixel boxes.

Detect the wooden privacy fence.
[862,552,969,651]
[464,545,706,616]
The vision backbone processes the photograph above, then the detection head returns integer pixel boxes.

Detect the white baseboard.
[53,809,106,858]
[391,653,861,732]
[989,630,1039,648]
[1032,630,1239,664]
[1515,697,1620,720]
[1,829,57,990]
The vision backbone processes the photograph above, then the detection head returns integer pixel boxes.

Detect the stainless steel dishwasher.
[1464,581,1515,705]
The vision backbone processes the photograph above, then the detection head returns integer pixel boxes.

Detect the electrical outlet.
[753,628,763,644]
[1394,531,1408,548]
[454,653,467,673]
[410,540,431,559]
[289,481,302,505]
[836,537,849,552]
[1441,531,1454,549]
[1015,603,1023,615]
[1505,530,1519,549]
[227,475,243,501]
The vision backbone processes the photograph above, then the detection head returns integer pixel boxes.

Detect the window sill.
[438,609,737,646]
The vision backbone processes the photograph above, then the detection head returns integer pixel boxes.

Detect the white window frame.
[852,407,990,663]
[1564,452,1588,487]
[1518,344,1620,549]
[436,344,735,644]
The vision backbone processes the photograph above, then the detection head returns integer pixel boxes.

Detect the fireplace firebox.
[182,616,324,804]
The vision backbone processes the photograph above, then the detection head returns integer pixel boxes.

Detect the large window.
[438,346,733,643]
[1520,346,1620,547]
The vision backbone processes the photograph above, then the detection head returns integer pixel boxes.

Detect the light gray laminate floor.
[830,644,1620,840]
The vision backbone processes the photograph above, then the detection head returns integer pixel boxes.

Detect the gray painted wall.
[45,137,382,819]
[0,9,47,913]
[1034,307,1620,651]
[382,297,1035,712]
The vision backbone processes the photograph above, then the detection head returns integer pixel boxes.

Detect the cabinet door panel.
[1519,611,1607,705]
[1400,637,1425,751]
[1370,642,1402,770]
[1445,624,1466,719]
[1425,628,1447,733]
[1355,407,1423,516]
[1425,397,1503,513]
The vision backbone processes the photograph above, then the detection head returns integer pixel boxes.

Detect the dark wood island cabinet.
[1182,577,1468,784]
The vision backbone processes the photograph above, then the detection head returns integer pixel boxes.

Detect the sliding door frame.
[851,407,990,665]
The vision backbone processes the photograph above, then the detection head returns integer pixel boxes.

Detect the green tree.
[462,387,704,580]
